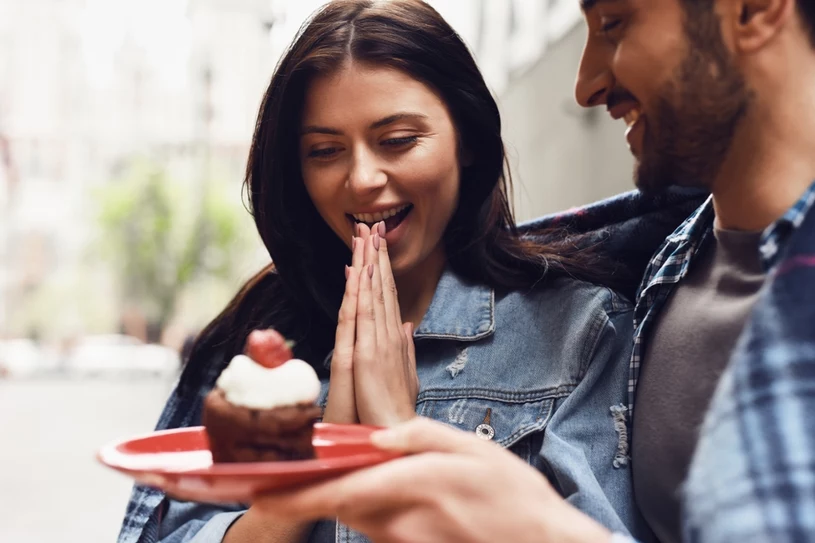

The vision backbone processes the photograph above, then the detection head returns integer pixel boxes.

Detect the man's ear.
[724,0,796,53]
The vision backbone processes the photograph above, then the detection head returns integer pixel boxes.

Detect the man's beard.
[636,6,752,193]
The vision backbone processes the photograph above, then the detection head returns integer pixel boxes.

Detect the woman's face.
[300,62,461,276]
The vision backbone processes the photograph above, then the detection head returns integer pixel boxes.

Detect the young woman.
[118,1,643,542]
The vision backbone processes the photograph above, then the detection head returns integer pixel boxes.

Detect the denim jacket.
[120,189,705,543]
[121,269,639,543]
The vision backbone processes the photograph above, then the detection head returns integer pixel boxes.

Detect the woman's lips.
[346,204,414,231]
[382,204,412,232]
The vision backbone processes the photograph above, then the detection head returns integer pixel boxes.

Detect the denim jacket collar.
[413,268,495,341]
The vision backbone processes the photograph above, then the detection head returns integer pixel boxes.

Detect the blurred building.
[501,23,635,220]
[0,0,274,338]
[0,0,635,340]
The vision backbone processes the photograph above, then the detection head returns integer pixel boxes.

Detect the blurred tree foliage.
[97,158,250,339]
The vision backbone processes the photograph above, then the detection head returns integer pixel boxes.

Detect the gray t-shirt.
[632,226,766,543]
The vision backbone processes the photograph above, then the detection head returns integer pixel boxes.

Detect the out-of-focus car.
[65,334,180,378]
[0,338,61,378]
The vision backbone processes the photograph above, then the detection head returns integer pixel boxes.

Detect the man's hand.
[252,418,613,543]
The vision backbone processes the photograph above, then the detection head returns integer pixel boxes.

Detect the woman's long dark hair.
[181,0,621,389]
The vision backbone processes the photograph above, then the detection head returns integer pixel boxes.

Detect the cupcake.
[203,354,322,463]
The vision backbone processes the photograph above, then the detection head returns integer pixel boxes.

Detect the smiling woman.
[117,1,643,543]
[300,64,460,285]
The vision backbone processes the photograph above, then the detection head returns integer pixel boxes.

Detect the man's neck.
[712,93,815,232]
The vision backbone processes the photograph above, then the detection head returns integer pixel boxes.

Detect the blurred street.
[0,377,175,542]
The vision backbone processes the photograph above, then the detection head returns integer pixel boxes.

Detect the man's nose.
[575,40,614,108]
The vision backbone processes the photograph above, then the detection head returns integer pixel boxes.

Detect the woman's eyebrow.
[301,125,342,136]
[370,112,428,129]
[301,112,429,136]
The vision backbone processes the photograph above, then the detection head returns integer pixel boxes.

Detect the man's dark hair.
[799,0,815,47]
[684,0,815,47]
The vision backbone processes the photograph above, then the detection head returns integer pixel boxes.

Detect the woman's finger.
[354,237,377,368]
[334,265,361,369]
[352,222,369,269]
[369,226,390,342]
[403,321,419,396]
[403,322,416,365]
[376,222,403,337]
[362,222,378,268]
[325,265,361,423]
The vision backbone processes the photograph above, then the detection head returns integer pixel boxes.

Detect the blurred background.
[0,0,633,541]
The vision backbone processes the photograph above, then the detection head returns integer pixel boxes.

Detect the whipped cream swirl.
[215,354,321,409]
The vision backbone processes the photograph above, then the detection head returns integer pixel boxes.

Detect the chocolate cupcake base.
[203,389,322,463]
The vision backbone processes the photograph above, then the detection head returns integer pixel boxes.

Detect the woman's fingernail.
[352,237,357,250]
[355,223,361,236]
[345,265,350,279]
[368,264,374,278]
[373,233,380,251]
[377,221,386,237]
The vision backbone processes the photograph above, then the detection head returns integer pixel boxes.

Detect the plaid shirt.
[627,183,815,418]
[611,182,815,543]
[682,182,815,543]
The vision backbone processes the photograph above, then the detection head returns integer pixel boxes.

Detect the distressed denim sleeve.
[158,500,245,542]
[537,305,649,540]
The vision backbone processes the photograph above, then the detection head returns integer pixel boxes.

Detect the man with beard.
[215,1,815,542]
[572,0,815,541]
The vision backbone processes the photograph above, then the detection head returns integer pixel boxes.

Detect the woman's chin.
[388,252,414,279]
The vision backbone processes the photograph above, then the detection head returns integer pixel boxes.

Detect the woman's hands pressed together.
[323,221,419,427]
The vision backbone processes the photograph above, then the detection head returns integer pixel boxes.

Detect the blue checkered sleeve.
[684,183,815,542]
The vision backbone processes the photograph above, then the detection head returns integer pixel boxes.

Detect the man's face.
[576,0,751,193]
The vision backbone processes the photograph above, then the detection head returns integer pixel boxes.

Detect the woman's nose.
[347,146,387,195]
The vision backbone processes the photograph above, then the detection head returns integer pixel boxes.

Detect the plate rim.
[97,423,400,477]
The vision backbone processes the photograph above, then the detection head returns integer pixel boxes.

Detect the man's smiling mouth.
[624,108,641,127]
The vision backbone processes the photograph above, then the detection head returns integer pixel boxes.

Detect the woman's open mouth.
[347,204,414,232]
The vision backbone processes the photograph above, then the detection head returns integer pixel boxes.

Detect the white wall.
[499,24,635,221]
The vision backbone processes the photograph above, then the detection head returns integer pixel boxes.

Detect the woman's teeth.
[352,204,411,224]
[624,109,641,127]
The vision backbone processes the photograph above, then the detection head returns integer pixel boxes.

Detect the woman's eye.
[307,147,340,159]
[382,136,418,148]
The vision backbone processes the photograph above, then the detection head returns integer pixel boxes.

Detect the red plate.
[97,423,400,503]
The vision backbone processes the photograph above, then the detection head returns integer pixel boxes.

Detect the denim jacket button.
[475,407,495,440]
[475,423,495,440]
